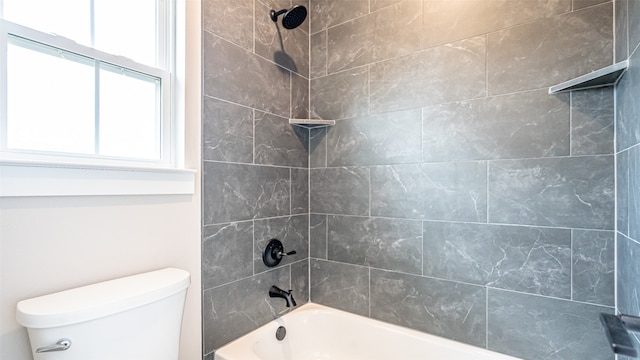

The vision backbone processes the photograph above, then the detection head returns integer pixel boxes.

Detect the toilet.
[16,268,190,360]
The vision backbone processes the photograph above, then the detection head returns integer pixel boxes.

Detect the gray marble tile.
[291,259,310,304]
[487,289,614,360]
[254,215,309,273]
[369,36,486,114]
[203,267,290,352]
[422,89,570,162]
[617,233,640,317]
[203,162,290,224]
[310,167,370,215]
[615,0,629,62]
[423,222,571,298]
[291,168,309,215]
[488,156,615,229]
[327,109,422,166]
[616,47,640,152]
[310,66,369,120]
[203,0,254,50]
[309,0,369,34]
[487,3,613,95]
[255,0,310,77]
[328,216,422,274]
[573,0,609,10]
[371,162,487,222]
[203,221,254,290]
[630,145,640,240]
[310,214,328,259]
[571,88,614,156]
[618,149,630,236]
[309,127,327,168]
[255,111,309,168]
[572,230,614,306]
[422,0,571,50]
[310,259,369,316]
[203,97,254,163]
[370,269,486,347]
[310,31,327,79]
[370,0,404,12]
[629,0,640,54]
[203,32,291,118]
[326,0,422,73]
[291,72,309,119]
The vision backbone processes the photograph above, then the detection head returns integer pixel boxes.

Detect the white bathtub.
[214,303,521,360]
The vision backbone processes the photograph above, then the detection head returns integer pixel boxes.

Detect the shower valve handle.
[263,239,296,267]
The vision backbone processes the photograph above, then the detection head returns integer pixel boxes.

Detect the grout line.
[486,286,489,349]
[570,229,574,301]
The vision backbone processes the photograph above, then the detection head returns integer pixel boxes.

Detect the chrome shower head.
[270,5,307,30]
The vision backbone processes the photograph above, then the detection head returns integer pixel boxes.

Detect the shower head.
[270,5,307,30]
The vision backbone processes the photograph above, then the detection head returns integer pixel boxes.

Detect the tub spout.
[269,286,296,308]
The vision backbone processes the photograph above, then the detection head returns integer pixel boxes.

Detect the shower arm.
[270,9,287,22]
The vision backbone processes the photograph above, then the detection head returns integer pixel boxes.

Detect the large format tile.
[203,32,290,117]
[203,162,290,224]
[310,167,370,215]
[488,156,615,229]
[630,145,640,240]
[328,216,422,274]
[309,0,369,34]
[573,0,609,10]
[422,89,570,162]
[202,221,254,290]
[202,97,254,163]
[423,222,571,298]
[203,267,290,352]
[572,230,614,306]
[614,0,628,62]
[422,0,571,49]
[571,88,614,156]
[369,36,486,114]
[371,162,487,222]
[327,109,422,166]
[309,127,327,168]
[310,66,369,120]
[326,0,422,73]
[487,3,613,95]
[487,289,614,360]
[291,168,309,215]
[618,150,630,236]
[203,0,254,50]
[310,259,369,316]
[309,214,328,259]
[254,215,309,273]
[618,234,640,317]
[616,48,640,151]
[371,269,486,347]
[310,30,327,79]
[254,111,309,168]
[629,0,640,54]
[291,72,310,119]
[291,259,310,304]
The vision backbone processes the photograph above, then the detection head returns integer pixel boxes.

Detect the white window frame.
[0,1,195,197]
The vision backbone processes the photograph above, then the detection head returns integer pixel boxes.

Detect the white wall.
[0,1,202,358]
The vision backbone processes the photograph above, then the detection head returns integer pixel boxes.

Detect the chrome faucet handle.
[36,338,72,353]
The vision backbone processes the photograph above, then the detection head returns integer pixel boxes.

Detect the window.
[0,0,195,196]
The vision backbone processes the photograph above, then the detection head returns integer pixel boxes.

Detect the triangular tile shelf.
[548,60,628,94]
[289,119,335,129]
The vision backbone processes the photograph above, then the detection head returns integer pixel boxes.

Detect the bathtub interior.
[215,303,521,360]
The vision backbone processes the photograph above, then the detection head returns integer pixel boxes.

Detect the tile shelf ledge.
[548,60,629,94]
[289,119,335,128]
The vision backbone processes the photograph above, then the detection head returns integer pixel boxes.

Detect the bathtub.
[214,303,521,360]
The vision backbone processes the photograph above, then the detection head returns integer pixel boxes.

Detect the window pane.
[94,0,157,67]
[99,65,160,160]
[3,0,91,46]
[7,37,95,154]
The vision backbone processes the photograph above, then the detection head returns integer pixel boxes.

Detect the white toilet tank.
[16,268,190,360]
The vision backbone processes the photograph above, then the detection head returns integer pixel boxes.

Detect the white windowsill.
[0,160,196,197]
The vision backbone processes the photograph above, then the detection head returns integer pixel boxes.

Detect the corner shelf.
[548,60,628,94]
[289,119,335,129]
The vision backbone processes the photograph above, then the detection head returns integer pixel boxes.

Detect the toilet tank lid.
[16,268,190,329]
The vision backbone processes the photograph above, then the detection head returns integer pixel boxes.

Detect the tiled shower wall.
[615,0,640,359]
[308,1,617,359]
[200,0,311,357]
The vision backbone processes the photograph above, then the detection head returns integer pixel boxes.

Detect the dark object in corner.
[270,5,307,30]
[600,313,639,357]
